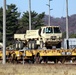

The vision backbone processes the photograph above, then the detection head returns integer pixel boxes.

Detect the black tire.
[56,42,61,48]
[28,40,38,49]
[15,41,19,49]
[31,40,37,49]
[18,41,24,49]
[40,41,44,49]
[46,45,52,49]
[28,41,32,49]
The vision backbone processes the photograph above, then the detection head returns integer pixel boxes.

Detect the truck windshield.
[54,27,61,33]
[44,27,53,33]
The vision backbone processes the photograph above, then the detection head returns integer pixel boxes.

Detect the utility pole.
[66,0,69,49]
[3,0,6,64]
[46,0,52,26]
[29,0,31,30]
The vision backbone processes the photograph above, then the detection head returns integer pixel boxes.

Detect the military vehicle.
[14,26,62,49]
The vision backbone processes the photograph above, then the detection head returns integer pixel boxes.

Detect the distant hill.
[44,14,76,35]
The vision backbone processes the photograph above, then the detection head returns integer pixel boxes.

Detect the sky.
[0,0,76,18]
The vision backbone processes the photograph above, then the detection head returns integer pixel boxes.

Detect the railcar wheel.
[60,58,65,64]
[39,57,43,64]
[34,53,40,64]
[54,59,58,64]
[43,57,48,63]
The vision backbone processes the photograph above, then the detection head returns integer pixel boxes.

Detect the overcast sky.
[0,0,76,17]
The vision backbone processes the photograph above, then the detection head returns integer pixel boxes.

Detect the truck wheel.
[46,46,52,49]
[40,41,43,49]
[18,41,23,49]
[56,42,61,48]
[28,41,32,49]
[15,41,19,49]
[31,42,35,49]
[31,40,37,49]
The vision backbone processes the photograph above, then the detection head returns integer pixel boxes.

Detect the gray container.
[64,38,76,49]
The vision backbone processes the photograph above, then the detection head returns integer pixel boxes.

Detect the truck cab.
[39,26,62,48]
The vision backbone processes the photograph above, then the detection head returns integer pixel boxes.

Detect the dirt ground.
[0,63,76,75]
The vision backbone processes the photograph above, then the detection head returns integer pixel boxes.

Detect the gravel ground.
[0,63,76,75]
